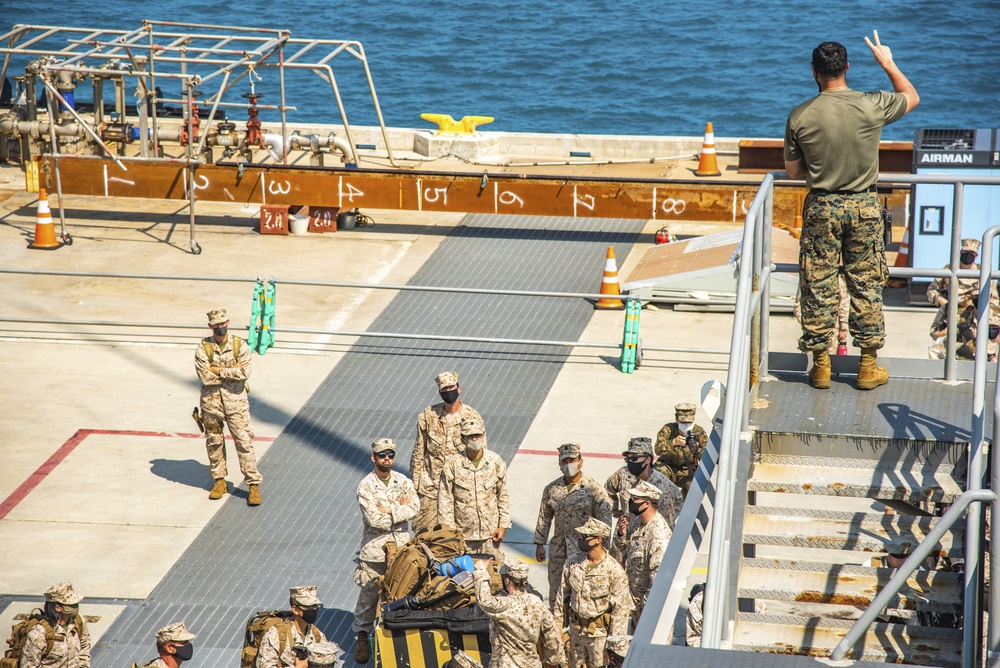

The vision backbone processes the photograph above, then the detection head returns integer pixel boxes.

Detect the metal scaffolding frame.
[0,20,397,253]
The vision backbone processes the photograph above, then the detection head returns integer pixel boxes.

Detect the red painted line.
[0,428,275,521]
[516,448,623,460]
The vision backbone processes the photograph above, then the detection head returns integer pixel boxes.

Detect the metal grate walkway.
[92,214,644,668]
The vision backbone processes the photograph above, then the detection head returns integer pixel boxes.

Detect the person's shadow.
[149,458,250,499]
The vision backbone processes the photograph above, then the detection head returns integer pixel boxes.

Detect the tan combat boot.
[857,348,889,390]
[247,484,262,507]
[808,349,831,389]
[208,478,227,500]
[355,631,370,664]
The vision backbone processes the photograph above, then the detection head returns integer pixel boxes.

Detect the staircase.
[729,401,969,667]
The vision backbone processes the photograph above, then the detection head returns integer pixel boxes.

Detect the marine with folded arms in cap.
[653,403,708,496]
[20,583,91,668]
[622,480,672,623]
[604,436,682,560]
[257,587,327,668]
[142,622,196,668]
[438,416,511,563]
[353,438,419,664]
[553,519,632,668]
[533,443,613,608]
[410,371,483,532]
[195,307,262,506]
[471,558,565,668]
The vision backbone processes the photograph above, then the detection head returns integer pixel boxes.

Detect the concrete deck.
[0,161,938,666]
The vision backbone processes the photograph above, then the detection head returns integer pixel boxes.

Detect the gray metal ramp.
[92,213,644,668]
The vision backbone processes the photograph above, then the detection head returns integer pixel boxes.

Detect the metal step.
[733,612,962,667]
[739,558,962,612]
[748,455,964,502]
[743,506,963,556]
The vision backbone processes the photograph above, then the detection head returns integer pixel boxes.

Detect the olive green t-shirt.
[784,89,908,192]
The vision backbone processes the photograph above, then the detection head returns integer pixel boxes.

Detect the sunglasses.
[625,455,649,463]
[375,451,395,459]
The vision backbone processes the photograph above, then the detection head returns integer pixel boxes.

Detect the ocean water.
[3,0,998,142]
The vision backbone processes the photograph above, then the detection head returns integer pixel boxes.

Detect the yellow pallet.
[373,623,490,668]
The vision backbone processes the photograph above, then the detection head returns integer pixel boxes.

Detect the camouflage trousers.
[412,491,439,533]
[547,538,584,610]
[201,393,262,485]
[353,559,386,633]
[799,191,888,352]
[465,538,505,565]
[567,625,608,668]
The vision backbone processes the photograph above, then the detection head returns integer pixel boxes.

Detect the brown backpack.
[413,524,467,562]
[239,611,321,668]
[2,610,85,668]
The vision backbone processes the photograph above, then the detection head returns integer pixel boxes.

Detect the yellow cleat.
[420,113,494,135]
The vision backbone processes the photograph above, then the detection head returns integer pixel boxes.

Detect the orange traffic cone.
[886,224,909,287]
[694,122,722,177]
[595,246,625,310]
[29,186,61,250]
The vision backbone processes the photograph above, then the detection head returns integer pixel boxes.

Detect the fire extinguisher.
[655,227,672,245]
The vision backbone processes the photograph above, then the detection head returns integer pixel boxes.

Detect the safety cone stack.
[29,186,61,250]
[886,224,910,288]
[694,122,722,177]
[595,246,625,310]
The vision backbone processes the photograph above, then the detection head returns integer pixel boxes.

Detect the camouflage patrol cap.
[44,582,82,605]
[622,436,653,457]
[990,305,1000,328]
[499,559,530,582]
[962,238,981,253]
[574,517,612,538]
[604,635,632,658]
[207,308,228,326]
[436,371,459,389]
[289,585,322,607]
[460,416,485,436]
[155,621,196,644]
[675,402,697,421]
[371,438,397,453]
[628,479,662,503]
[306,641,343,666]
[446,651,483,668]
[558,443,581,459]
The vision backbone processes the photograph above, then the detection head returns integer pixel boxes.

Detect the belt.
[810,184,878,195]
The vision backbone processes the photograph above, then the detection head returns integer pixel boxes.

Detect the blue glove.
[436,555,475,577]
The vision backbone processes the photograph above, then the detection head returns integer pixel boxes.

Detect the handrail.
[830,489,996,661]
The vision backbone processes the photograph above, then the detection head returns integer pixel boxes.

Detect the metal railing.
[630,171,1000,668]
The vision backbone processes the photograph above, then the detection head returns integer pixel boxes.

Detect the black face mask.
[961,252,977,265]
[213,326,228,337]
[301,608,319,624]
[439,389,459,404]
[173,643,194,662]
[577,537,595,553]
[991,326,1000,340]
[628,500,647,515]
[626,459,648,477]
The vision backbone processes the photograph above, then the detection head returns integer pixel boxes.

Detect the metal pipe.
[42,87,67,240]
[945,183,965,381]
[759,186,773,379]
[990,347,1000,667]
[966,224,998,668]
[148,27,161,158]
[156,97,292,111]
[184,79,197,253]
[40,79,127,172]
[194,69,230,156]
[279,43,288,165]
[831,489,996,662]
[354,41,397,167]
[316,64,361,166]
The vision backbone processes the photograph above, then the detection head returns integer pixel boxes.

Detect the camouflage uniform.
[553,522,632,668]
[257,623,327,668]
[195,332,262,485]
[533,473,613,607]
[956,303,1000,361]
[411,402,483,532]
[21,584,91,668]
[472,567,564,668]
[605,467,683,530]
[354,444,419,635]
[685,590,703,647]
[653,421,709,496]
[438,444,510,563]
[142,622,195,668]
[624,512,671,622]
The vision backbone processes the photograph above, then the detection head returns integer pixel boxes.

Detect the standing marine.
[653,403,708,495]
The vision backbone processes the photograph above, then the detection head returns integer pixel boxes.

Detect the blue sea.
[4,0,998,142]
